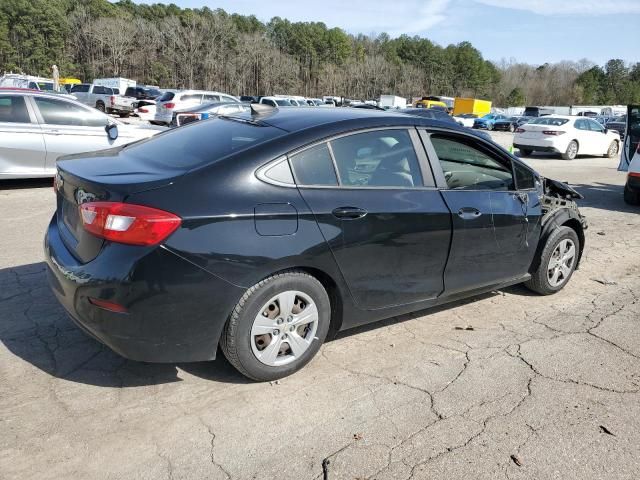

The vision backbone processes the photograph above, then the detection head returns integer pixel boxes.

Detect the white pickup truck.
[69,84,115,113]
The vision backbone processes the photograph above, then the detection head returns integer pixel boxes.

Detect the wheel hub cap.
[547,239,576,287]
[251,290,318,366]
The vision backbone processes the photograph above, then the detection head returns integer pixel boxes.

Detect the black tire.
[605,141,619,158]
[118,112,130,118]
[487,123,494,131]
[525,226,580,295]
[220,270,331,381]
[561,140,578,160]
[520,148,533,156]
[624,183,640,205]
[95,101,105,112]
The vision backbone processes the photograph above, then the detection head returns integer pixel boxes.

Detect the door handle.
[44,129,62,136]
[457,207,481,220]
[332,207,367,220]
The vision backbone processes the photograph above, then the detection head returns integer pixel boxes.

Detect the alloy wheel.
[547,239,576,287]
[250,290,318,367]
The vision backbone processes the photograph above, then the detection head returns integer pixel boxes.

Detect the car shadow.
[571,182,639,214]
[0,262,251,387]
[0,178,52,191]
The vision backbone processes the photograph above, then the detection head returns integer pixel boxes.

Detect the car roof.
[227,106,464,133]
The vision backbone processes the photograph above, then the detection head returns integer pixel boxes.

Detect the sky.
[133,0,639,65]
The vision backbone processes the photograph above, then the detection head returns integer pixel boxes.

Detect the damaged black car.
[44,107,587,381]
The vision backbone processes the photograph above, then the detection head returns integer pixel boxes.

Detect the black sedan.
[45,107,586,381]
[493,116,532,132]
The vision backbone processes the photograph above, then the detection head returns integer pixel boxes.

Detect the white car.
[514,116,621,160]
[259,96,293,107]
[625,144,640,204]
[453,114,477,128]
[154,90,240,125]
[0,90,166,179]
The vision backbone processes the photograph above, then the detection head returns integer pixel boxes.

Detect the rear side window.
[125,87,136,96]
[159,92,175,102]
[431,135,514,191]
[289,144,338,186]
[514,162,536,190]
[123,117,286,169]
[93,86,106,94]
[330,129,423,188]
[70,84,90,93]
[0,95,31,123]
[204,94,221,101]
[530,118,569,126]
[180,94,203,102]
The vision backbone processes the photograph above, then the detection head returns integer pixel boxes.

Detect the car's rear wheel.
[562,140,578,160]
[525,226,579,295]
[220,271,330,381]
[624,183,640,205]
[95,101,105,112]
[520,148,533,156]
[605,141,619,158]
[119,112,130,118]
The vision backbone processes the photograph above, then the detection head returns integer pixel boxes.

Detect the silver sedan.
[0,90,166,179]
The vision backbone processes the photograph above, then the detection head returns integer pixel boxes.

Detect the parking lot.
[1,130,639,479]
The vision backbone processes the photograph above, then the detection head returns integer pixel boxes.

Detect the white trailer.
[379,95,407,110]
[93,77,136,94]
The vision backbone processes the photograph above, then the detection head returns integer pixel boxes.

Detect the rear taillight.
[542,130,565,136]
[165,102,175,109]
[629,172,640,178]
[88,297,128,314]
[138,107,148,113]
[79,202,181,246]
[516,128,525,133]
[109,95,115,106]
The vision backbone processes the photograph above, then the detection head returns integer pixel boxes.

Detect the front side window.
[514,161,536,190]
[431,135,514,191]
[203,94,221,102]
[588,119,604,132]
[289,143,338,186]
[34,97,109,127]
[0,95,31,123]
[70,84,90,93]
[330,129,423,188]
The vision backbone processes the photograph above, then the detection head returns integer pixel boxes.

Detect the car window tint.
[575,119,589,130]
[34,97,109,127]
[514,162,536,190]
[0,95,31,123]
[330,130,423,188]
[159,92,175,102]
[431,135,515,191]
[181,94,203,102]
[203,94,221,101]
[588,120,604,132]
[70,84,90,93]
[289,143,338,186]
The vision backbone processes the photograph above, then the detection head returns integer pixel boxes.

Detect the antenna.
[250,102,276,115]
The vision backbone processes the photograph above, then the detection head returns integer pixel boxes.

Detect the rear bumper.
[44,215,245,363]
[514,143,561,153]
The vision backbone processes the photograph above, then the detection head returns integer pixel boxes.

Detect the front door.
[0,94,46,177]
[290,128,452,310]
[426,132,533,295]
[32,96,115,170]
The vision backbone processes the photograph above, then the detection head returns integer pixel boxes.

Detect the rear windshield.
[145,88,161,97]
[158,92,175,102]
[122,116,286,169]
[529,117,569,126]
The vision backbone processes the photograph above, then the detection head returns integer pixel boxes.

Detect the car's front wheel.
[525,226,579,295]
[624,183,640,205]
[520,148,533,156]
[220,271,331,381]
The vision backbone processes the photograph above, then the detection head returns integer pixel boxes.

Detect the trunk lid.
[517,123,559,139]
[55,146,183,264]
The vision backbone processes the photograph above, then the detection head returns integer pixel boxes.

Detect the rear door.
[620,106,640,170]
[32,96,115,169]
[291,128,452,309]
[0,94,46,177]
[422,130,536,295]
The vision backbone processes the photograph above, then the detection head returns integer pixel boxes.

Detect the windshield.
[158,92,175,102]
[123,116,286,169]
[36,82,55,91]
[529,117,569,126]
[482,114,495,119]
[275,99,291,106]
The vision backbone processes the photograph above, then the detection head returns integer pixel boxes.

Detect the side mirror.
[604,128,609,134]
[105,123,118,141]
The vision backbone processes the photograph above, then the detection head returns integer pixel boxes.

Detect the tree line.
[1,0,639,107]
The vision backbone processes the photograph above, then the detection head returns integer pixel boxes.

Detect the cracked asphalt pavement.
[1,132,639,479]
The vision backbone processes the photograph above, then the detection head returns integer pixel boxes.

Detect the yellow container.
[415,99,448,109]
[453,97,492,116]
